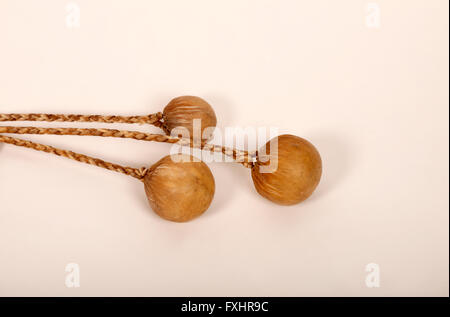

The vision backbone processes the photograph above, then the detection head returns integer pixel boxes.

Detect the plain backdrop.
[0,0,448,296]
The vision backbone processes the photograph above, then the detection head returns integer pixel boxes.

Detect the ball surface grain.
[163,96,217,141]
[251,134,322,205]
[143,154,215,222]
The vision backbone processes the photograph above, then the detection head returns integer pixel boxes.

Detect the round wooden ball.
[143,154,215,222]
[251,134,322,205]
[162,96,217,141]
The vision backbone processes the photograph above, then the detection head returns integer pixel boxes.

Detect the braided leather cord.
[0,125,256,167]
[0,126,179,143]
[0,112,164,126]
[0,134,148,180]
[0,107,256,168]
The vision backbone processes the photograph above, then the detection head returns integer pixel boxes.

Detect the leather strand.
[0,134,148,180]
[0,125,256,168]
[0,125,179,143]
[0,112,164,126]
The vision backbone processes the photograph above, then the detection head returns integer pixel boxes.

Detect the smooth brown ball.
[143,154,215,222]
[162,96,217,141]
[251,134,322,205]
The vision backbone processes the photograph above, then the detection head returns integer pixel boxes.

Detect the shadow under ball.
[143,154,215,222]
[162,96,217,141]
[251,134,322,205]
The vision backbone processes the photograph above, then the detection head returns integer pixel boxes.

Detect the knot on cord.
[149,112,165,129]
[136,167,149,179]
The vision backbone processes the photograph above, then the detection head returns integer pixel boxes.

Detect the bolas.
[251,134,322,205]
[162,96,217,142]
[143,154,215,222]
